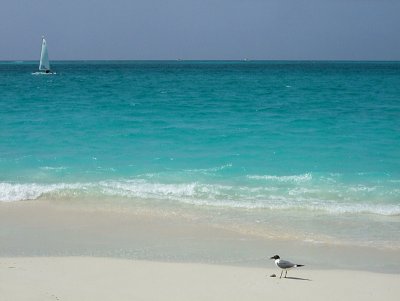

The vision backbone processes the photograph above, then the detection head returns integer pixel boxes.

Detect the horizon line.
[1,59,400,62]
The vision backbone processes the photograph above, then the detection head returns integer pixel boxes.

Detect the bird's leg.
[285,270,287,278]
[279,270,283,279]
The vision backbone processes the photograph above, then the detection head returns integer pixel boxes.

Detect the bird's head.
[270,255,280,260]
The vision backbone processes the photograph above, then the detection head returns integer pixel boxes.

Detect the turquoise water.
[1,61,400,246]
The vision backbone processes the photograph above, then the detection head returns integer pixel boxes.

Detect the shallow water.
[1,61,399,248]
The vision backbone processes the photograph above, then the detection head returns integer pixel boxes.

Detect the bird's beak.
[270,256,275,260]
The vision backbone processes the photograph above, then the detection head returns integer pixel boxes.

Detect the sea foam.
[0,182,78,202]
[247,173,312,183]
[1,180,399,216]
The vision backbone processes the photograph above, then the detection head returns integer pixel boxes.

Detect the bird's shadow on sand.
[284,276,312,281]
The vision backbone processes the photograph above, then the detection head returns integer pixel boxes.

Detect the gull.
[270,255,304,278]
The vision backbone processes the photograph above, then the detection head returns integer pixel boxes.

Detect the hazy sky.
[1,0,400,60]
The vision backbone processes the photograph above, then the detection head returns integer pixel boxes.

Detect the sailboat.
[33,36,55,74]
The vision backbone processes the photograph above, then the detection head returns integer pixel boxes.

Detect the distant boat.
[33,36,55,74]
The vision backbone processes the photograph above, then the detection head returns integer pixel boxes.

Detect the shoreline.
[1,256,400,301]
[1,200,399,273]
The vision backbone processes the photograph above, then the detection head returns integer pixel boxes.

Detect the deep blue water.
[1,61,399,218]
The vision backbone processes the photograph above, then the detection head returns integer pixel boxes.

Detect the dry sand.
[1,256,399,301]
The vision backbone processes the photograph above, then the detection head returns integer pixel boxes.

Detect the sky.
[1,0,400,60]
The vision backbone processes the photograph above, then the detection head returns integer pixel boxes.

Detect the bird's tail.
[295,264,304,267]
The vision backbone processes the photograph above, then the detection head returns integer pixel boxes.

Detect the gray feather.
[277,260,295,269]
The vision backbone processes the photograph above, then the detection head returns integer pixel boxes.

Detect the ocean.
[1,61,399,249]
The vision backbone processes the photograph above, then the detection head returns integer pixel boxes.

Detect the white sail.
[39,37,50,71]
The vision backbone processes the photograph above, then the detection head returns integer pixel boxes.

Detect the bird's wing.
[277,260,295,269]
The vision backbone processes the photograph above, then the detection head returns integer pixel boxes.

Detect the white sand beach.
[1,256,400,301]
[1,200,399,301]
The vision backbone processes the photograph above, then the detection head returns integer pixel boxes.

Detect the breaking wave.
[247,173,312,182]
[1,178,399,216]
